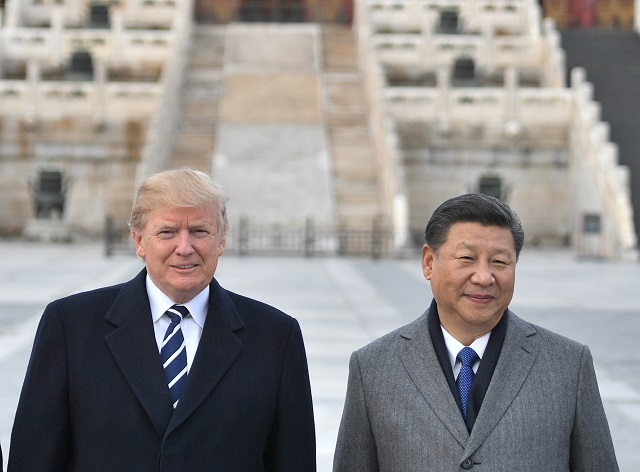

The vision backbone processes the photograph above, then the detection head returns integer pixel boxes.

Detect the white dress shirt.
[147,275,209,372]
[441,327,490,380]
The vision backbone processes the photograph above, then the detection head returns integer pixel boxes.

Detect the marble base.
[23,218,73,243]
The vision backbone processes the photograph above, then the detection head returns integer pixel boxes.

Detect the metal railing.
[105,216,402,258]
[105,216,135,257]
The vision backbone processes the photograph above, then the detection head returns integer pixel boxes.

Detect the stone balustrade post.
[26,60,40,124]
[51,7,65,67]
[111,9,124,66]
[94,59,107,126]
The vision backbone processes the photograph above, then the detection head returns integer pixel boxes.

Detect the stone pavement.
[0,240,639,471]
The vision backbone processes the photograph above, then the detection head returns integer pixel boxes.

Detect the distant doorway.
[478,175,503,200]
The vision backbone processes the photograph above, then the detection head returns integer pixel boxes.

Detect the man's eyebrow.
[456,241,514,255]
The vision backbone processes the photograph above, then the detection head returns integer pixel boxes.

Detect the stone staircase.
[170,25,225,172]
[322,25,383,228]
[561,29,640,242]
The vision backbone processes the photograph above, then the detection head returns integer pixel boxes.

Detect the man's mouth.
[467,294,493,301]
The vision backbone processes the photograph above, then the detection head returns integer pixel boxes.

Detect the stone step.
[178,120,216,136]
[172,25,225,167]
[331,150,376,168]
[326,105,368,119]
[336,204,383,223]
[336,205,380,220]
[171,143,215,170]
[188,53,223,68]
[336,198,381,212]
[332,141,376,157]
[186,68,223,83]
[326,90,366,106]
[325,90,366,103]
[328,126,371,141]
[322,24,384,223]
[183,87,221,103]
[333,166,377,181]
[170,155,212,174]
[322,25,358,71]
[334,181,379,197]
[174,133,215,152]
[325,76,364,89]
[182,96,219,109]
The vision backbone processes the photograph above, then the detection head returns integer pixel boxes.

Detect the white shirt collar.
[441,326,491,371]
[146,275,209,329]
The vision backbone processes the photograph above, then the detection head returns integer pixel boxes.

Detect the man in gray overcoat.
[333,193,618,472]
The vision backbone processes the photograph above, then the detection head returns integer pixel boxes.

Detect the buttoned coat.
[333,309,618,472]
[9,269,316,471]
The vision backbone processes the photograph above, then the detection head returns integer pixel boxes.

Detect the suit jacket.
[333,305,619,472]
[9,269,316,472]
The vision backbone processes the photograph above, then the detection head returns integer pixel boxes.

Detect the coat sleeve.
[264,318,316,472]
[8,302,70,472]
[333,351,380,472]
[569,345,619,472]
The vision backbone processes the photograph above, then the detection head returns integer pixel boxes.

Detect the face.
[422,222,516,345]
[132,203,225,304]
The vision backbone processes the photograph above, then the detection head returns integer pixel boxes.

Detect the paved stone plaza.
[0,241,639,471]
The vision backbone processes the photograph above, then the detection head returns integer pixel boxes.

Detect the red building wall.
[195,0,353,24]
[542,0,634,29]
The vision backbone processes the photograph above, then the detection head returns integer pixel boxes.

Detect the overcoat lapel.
[399,315,470,447]
[105,269,174,438]
[462,312,539,459]
[166,279,244,436]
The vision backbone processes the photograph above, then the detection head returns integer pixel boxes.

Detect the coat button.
[461,458,474,470]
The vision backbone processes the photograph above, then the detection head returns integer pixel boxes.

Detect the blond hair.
[128,168,229,239]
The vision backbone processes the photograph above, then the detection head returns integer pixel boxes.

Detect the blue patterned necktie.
[456,346,479,419]
[161,305,189,408]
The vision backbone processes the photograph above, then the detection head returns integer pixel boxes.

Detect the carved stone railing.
[5,0,178,29]
[363,0,565,87]
[356,0,636,259]
[1,15,174,67]
[365,0,535,35]
[384,85,573,130]
[569,67,637,259]
[0,75,161,122]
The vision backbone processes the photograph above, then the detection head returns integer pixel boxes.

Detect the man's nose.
[175,230,195,254]
[471,262,494,285]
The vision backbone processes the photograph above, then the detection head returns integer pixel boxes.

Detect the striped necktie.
[161,304,189,408]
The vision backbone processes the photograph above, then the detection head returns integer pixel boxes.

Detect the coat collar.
[104,269,244,438]
[166,278,243,436]
[399,309,471,447]
[462,310,539,461]
[399,304,539,454]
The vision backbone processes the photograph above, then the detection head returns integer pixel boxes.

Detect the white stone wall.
[403,148,570,245]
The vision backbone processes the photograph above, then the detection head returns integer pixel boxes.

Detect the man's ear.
[132,230,145,260]
[422,244,435,280]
